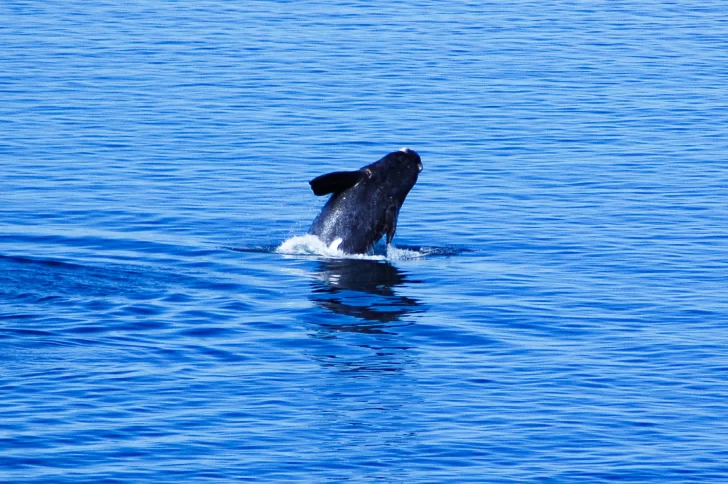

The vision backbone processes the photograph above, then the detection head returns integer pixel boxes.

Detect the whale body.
[307,148,422,255]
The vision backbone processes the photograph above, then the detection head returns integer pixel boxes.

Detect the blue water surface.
[2,1,728,482]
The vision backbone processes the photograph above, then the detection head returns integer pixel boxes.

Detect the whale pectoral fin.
[309,171,363,196]
[384,204,399,245]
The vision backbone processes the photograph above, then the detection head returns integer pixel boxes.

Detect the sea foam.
[276,235,426,261]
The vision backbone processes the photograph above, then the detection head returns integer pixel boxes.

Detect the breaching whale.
[307,148,422,254]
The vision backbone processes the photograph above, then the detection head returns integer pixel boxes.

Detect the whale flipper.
[384,204,399,245]
[309,171,363,196]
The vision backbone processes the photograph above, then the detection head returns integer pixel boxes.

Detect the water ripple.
[2,1,728,482]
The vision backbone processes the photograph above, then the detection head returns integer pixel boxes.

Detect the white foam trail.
[276,235,427,260]
[386,245,428,260]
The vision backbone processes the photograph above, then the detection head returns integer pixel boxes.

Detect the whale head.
[361,148,422,205]
[307,148,423,254]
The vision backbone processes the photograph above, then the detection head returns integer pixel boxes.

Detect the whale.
[307,148,422,254]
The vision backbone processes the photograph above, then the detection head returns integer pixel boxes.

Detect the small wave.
[0,253,85,270]
[386,245,428,260]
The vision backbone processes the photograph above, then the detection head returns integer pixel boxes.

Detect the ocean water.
[2,1,728,482]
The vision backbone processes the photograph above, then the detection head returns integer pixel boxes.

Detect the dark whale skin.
[308,148,422,255]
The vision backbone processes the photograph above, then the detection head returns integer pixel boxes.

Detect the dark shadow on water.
[306,258,425,375]
[309,258,424,329]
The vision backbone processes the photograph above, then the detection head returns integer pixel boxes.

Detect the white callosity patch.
[328,237,343,251]
[399,147,422,172]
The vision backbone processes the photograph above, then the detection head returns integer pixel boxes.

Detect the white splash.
[276,235,427,261]
[276,235,381,260]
